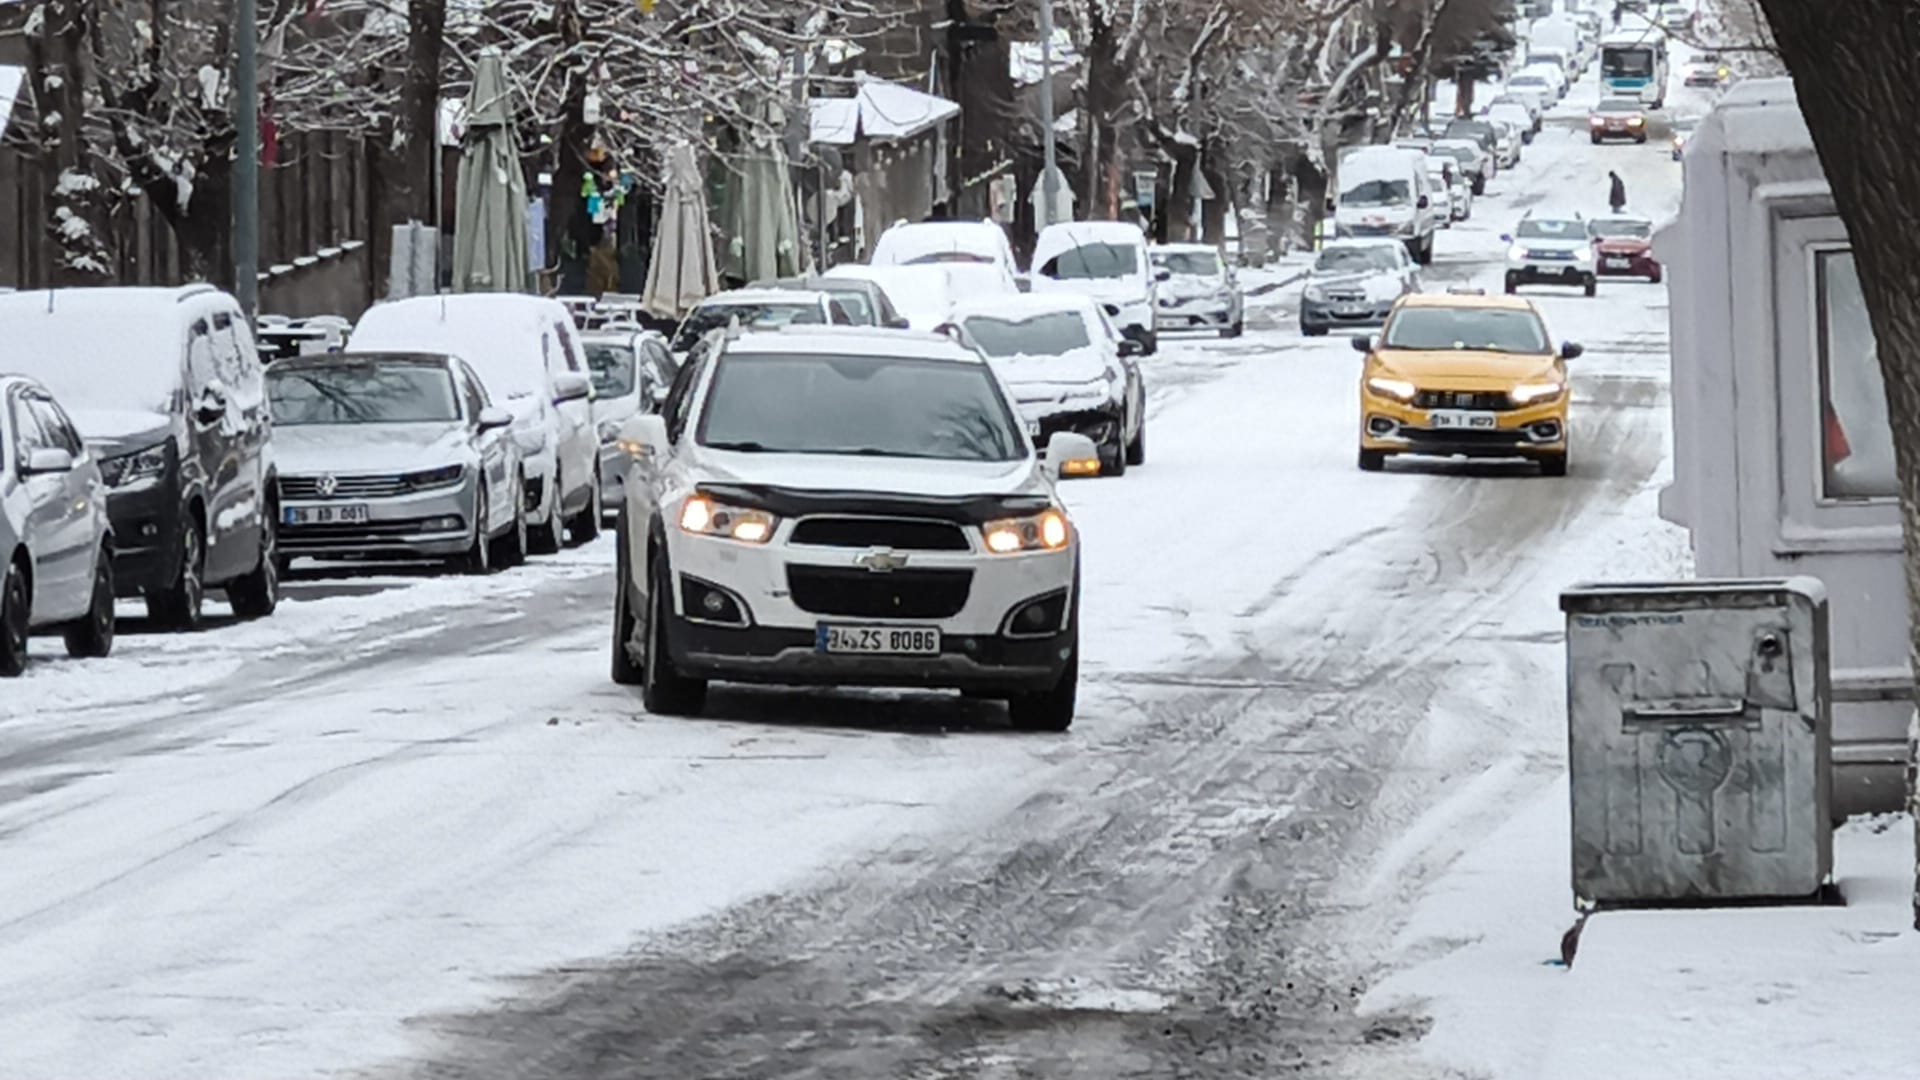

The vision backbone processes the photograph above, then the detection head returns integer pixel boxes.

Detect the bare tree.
[21,0,111,282]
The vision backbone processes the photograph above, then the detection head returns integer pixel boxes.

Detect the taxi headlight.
[677,494,778,544]
[1511,381,1566,405]
[982,508,1072,554]
[1366,376,1418,403]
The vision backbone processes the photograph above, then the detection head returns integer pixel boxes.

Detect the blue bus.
[1600,31,1668,107]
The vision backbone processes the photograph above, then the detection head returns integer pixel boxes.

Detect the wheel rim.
[3,569,26,658]
[182,525,204,618]
[260,516,279,604]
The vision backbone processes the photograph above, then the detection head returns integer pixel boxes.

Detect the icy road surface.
[1,77,1690,1080]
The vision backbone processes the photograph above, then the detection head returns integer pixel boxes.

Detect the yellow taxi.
[1354,290,1581,476]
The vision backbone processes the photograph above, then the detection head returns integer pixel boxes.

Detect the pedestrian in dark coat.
[1608,171,1627,213]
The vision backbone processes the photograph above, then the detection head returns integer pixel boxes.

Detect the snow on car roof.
[1322,237,1407,250]
[696,289,825,308]
[948,292,1098,319]
[1399,291,1537,312]
[870,221,1010,263]
[1148,242,1220,254]
[723,325,987,363]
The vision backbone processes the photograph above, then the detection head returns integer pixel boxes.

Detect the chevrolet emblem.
[855,548,910,573]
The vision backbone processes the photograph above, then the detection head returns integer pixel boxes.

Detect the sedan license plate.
[1335,304,1370,316]
[1605,256,1632,270]
[816,624,941,656]
[1429,410,1498,431]
[285,504,370,526]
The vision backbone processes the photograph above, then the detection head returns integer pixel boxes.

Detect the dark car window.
[697,353,1024,462]
[457,363,489,418]
[661,355,706,443]
[585,341,638,398]
[1382,307,1550,353]
[672,302,825,351]
[1041,242,1138,281]
[27,395,84,455]
[1588,218,1653,239]
[822,288,876,324]
[268,361,462,425]
[1153,250,1222,276]
[962,312,1093,358]
[10,391,52,465]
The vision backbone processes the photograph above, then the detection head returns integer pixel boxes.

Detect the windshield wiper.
[705,439,773,452]
[818,447,949,460]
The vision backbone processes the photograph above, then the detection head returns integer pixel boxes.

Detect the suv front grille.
[1415,390,1512,411]
[786,566,973,619]
[281,474,410,500]
[789,517,971,552]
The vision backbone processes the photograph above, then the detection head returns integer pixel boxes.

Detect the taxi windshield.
[1382,307,1550,354]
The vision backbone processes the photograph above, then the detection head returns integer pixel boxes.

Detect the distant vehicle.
[1432,137,1494,196]
[1422,159,1455,224]
[951,292,1147,476]
[669,288,851,355]
[0,375,115,675]
[1031,220,1168,353]
[1353,291,1581,476]
[868,220,1023,294]
[1507,68,1564,110]
[1149,243,1245,338]
[823,262,1017,333]
[1670,115,1699,160]
[1503,213,1599,296]
[1487,101,1537,144]
[1430,157,1473,221]
[1489,118,1525,167]
[255,314,349,364]
[1489,93,1544,134]
[1682,51,1731,87]
[582,327,676,516]
[751,275,912,329]
[1587,214,1662,282]
[267,352,525,572]
[1333,146,1442,265]
[1441,121,1502,182]
[609,326,1098,731]
[0,285,280,629]
[1524,47,1578,83]
[1299,238,1422,337]
[1588,96,1650,143]
[1601,30,1669,106]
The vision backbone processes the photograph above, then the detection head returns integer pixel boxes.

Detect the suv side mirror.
[476,405,514,432]
[22,447,74,475]
[1118,338,1145,358]
[647,383,670,409]
[617,413,670,459]
[1560,341,1584,360]
[194,382,229,425]
[553,371,593,404]
[1416,195,1431,209]
[886,316,913,329]
[1043,431,1102,479]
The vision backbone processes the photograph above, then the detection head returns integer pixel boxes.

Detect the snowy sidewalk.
[1370,782,1920,1079]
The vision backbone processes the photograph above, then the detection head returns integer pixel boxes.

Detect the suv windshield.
[268,359,460,425]
[1316,246,1399,272]
[1383,307,1550,353]
[1041,242,1138,280]
[698,353,1025,462]
[1153,250,1222,276]
[962,312,1092,358]
[584,341,636,397]
[673,301,823,351]
[1342,179,1411,206]
[1517,218,1584,240]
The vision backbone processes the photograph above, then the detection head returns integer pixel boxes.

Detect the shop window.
[1817,250,1897,500]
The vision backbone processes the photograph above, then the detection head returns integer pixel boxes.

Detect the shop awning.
[809,78,959,146]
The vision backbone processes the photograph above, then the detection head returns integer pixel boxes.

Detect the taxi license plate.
[285,504,370,526]
[1429,410,1498,431]
[816,624,942,656]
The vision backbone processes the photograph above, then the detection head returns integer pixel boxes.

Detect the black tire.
[1583,275,1598,298]
[1540,452,1569,478]
[1417,234,1435,265]
[1141,331,1159,356]
[1008,636,1078,733]
[147,512,207,631]
[491,478,528,567]
[227,510,279,620]
[1470,174,1486,196]
[1359,448,1386,472]
[0,557,29,677]
[1635,134,1647,144]
[528,475,564,555]
[1125,416,1146,467]
[611,521,644,686]
[1504,273,1519,295]
[1102,427,1128,477]
[642,553,707,715]
[63,548,115,659]
[1590,133,1602,145]
[1301,324,1328,337]
[567,475,602,547]
[460,486,494,575]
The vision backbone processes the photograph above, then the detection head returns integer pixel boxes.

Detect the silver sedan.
[266,353,524,573]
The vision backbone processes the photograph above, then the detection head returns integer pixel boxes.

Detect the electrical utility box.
[1563,579,1833,905]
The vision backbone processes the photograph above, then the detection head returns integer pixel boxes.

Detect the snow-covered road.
[1,71,1700,1080]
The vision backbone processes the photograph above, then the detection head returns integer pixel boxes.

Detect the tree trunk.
[1748,0,1920,927]
[372,0,447,293]
[178,139,237,287]
[546,0,592,293]
[27,0,112,284]
[1199,146,1229,245]
[1164,145,1197,242]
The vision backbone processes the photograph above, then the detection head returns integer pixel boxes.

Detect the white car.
[1031,220,1167,353]
[823,263,1016,331]
[1503,214,1599,297]
[1486,102,1536,145]
[1489,94,1544,135]
[610,325,1098,731]
[1,375,115,675]
[1516,61,1569,102]
[1424,159,1470,222]
[348,294,602,553]
[1432,138,1494,196]
[950,293,1147,476]
[584,327,676,518]
[668,288,849,355]
[1489,118,1524,167]
[868,220,1023,293]
[1149,243,1245,337]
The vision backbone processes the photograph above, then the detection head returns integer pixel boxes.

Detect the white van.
[1030,220,1166,354]
[349,294,601,553]
[1332,146,1441,265]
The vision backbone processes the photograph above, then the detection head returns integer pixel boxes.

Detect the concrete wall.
[258,242,373,321]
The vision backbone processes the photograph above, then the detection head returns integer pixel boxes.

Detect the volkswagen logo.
[855,548,910,573]
[316,474,339,498]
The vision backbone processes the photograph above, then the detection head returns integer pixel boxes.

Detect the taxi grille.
[1415,390,1513,411]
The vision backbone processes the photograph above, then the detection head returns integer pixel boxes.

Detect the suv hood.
[1163,273,1227,299]
[1374,350,1558,384]
[1032,276,1148,305]
[691,449,1043,499]
[274,423,469,475]
[72,408,174,458]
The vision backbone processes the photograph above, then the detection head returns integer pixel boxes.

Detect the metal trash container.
[1563,578,1832,905]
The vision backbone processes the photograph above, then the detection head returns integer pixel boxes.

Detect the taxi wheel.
[1358,448,1386,472]
[1540,453,1568,478]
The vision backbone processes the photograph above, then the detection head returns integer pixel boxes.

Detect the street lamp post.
[1039,0,1059,226]
[234,0,259,320]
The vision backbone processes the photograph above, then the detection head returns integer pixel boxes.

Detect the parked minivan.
[1030,220,1167,353]
[349,294,601,553]
[1332,146,1441,264]
[0,285,279,628]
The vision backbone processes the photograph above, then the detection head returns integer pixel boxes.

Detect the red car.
[1588,214,1661,283]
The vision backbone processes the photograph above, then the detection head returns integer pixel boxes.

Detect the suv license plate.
[285,504,370,526]
[817,624,942,656]
[1429,410,1498,430]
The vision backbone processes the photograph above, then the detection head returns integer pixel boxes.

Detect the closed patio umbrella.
[722,100,806,284]
[642,144,719,320]
[452,51,530,293]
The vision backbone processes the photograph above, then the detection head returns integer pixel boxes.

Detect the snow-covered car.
[266,352,525,571]
[1504,72,1560,114]
[1503,214,1599,296]
[951,293,1147,476]
[1489,118,1525,167]
[1516,61,1569,102]
[349,294,602,554]
[1032,220,1170,353]
[1587,214,1662,282]
[1422,160,1454,225]
[1525,47,1577,83]
[868,220,1024,294]
[1149,243,1244,337]
[1299,238,1422,337]
[609,325,1098,731]
[583,328,676,519]
[1682,52,1729,87]
[1423,158,1471,222]
[750,275,912,329]
[669,288,850,355]
[0,285,280,629]
[1332,145,1442,264]
[0,375,115,676]
[1588,96,1650,143]
[1431,137,1493,196]
[1486,100,1537,143]
[822,262,1016,331]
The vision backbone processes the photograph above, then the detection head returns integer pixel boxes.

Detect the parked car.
[1489,93,1544,133]
[669,288,852,355]
[0,285,279,628]
[1589,96,1650,143]
[1518,60,1570,100]
[822,263,1016,332]
[1148,243,1245,337]
[751,275,912,328]
[951,292,1147,476]
[255,314,349,364]
[1587,214,1662,282]
[1031,220,1168,353]
[609,325,1099,731]
[1421,160,1454,225]
[1431,137,1493,197]
[1489,118,1524,168]
[1525,47,1577,83]
[1486,101,1537,144]
[1503,213,1599,296]
[349,293,602,554]
[266,352,524,571]
[0,375,115,675]
[1505,70,1563,112]
[1682,51,1730,87]
[1300,238,1422,337]
[1439,123,1501,185]
[1332,145,1442,265]
[583,326,676,517]
[868,220,1024,293]
[1424,158,1471,222]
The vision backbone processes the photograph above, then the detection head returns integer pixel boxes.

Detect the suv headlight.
[1511,381,1565,405]
[678,494,777,544]
[1304,282,1328,301]
[403,464,465,491]
[1507,244,1529,261]
[100,442,168,488]
[982,507,1072,554]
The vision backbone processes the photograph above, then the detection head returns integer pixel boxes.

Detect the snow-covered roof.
[809,79,959,146]
[697,288,828,308]
[0,66,24,134]
[728,324,983,364]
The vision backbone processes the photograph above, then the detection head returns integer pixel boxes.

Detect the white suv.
[610,325,1100,731]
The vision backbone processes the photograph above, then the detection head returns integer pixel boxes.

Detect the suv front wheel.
[148,514,207,631]
[641,552,708,716]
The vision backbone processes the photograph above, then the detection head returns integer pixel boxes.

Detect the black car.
[750,275,912,329]
[1443,120,1501,166]
[0,285,280,629]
